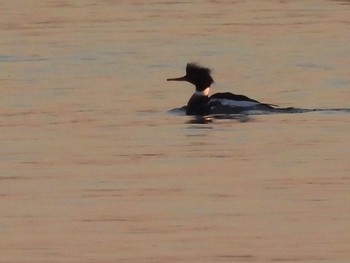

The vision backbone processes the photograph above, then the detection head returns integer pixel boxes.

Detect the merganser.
[167,63,275,115]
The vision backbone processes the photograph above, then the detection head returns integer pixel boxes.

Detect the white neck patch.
[194,87,210,96]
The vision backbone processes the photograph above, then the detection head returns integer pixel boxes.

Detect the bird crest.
[185,63,214,89]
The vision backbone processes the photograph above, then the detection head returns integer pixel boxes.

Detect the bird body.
[167,63,275,115]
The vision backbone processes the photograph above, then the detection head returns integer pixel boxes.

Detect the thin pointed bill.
[167,75,188,81]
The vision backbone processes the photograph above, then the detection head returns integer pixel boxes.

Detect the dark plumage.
[184,63,214,91]
[210,92,260,103]
[167,63,275,115]
[167,63,214,91]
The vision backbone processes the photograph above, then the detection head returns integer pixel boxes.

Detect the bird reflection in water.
[187,114,252,124]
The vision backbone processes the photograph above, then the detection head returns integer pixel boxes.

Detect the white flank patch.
[194,87,210,96]
[209,98,258,107]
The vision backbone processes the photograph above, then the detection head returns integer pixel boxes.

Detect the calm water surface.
[1,0,350,262]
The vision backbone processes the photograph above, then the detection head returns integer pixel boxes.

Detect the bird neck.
[194,87,210,97]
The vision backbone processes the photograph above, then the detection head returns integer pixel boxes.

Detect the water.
[1,0,350,262]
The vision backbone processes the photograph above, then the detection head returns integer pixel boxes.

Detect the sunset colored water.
[1,1,350,262]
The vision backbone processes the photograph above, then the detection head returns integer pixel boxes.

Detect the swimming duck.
[167,63,275,115]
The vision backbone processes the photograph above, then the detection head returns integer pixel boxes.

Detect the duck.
[167,63,276,115]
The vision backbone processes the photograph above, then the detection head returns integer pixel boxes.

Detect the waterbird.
[167,63,276,115]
